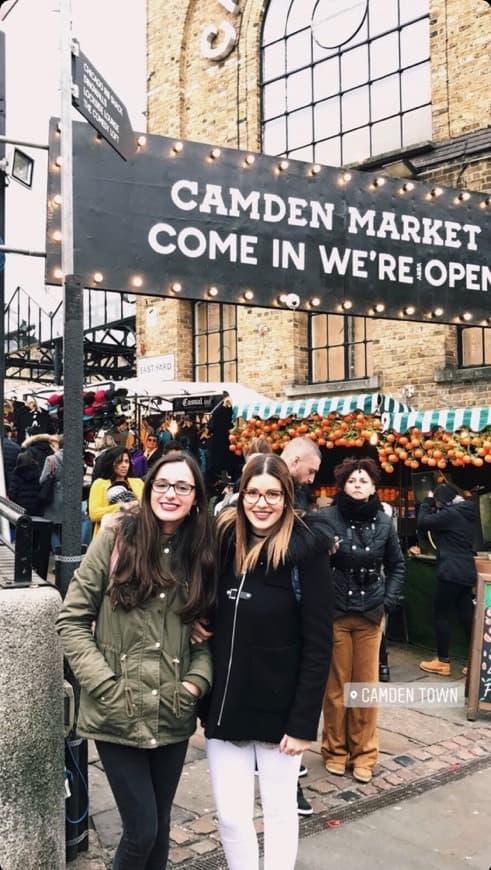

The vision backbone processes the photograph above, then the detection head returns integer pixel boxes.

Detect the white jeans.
[206,738,301,870]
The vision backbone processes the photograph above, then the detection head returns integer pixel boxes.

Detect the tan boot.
[325,761,346,776]
[419,658,451,676]
[353,767,372,784]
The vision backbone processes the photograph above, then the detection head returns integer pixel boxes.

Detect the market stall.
[230,394,491,656]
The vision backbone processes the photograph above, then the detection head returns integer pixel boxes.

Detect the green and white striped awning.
[233,393,410,421]
[386,406,491,434]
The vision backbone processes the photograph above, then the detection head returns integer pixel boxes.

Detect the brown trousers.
[321,613,383,771]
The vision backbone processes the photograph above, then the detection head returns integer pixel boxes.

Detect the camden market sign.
[46,118,491,326]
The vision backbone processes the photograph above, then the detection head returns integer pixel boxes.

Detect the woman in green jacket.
[57,453,216,870]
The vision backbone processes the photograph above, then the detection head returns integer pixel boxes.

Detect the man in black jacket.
[418,483,477,676]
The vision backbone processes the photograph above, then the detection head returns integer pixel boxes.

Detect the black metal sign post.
[45,123,490,326]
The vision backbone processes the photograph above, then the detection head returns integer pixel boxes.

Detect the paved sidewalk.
[68,643,491,869]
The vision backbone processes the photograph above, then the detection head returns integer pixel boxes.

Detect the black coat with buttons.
[323,503,405,622]
[202,514,334,744]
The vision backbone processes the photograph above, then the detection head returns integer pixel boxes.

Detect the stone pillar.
[0,586,65,870]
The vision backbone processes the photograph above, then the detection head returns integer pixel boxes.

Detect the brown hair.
[109,453,216,619]
[333,456,381,491]
[217,453,296,575]
[243,436,273,459]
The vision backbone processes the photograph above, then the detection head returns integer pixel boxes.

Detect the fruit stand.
[230,393,491,656]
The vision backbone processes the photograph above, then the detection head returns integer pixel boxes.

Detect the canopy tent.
[386,406,491,434]
[232,392,411,421]
[113,379,272,412]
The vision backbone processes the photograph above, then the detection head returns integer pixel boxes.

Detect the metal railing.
[0,495,52,585]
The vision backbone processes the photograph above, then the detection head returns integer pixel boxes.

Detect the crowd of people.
[2,396,480,870]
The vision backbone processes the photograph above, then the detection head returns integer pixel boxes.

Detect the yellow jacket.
[88,477,144,536]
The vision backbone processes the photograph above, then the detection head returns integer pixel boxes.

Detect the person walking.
[202,453,334,870]
[280,437,322,511]
[57,453,216,870]
[39,435,64,551]
[418,483,477,676]
[2,424,21,492]
[144,434,163,470]
[88,447,144,536]
[321,457,405,784]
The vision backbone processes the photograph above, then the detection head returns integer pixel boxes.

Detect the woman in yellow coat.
[89,446,144,536]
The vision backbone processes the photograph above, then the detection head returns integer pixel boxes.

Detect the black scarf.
[337,491,382,523]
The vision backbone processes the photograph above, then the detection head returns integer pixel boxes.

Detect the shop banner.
[46,119,491,325]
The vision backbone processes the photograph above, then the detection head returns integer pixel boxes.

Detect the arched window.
[262,0,430,385]
[261,0,431,166]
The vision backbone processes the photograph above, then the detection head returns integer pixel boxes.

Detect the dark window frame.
[308,312,373,383]
[458,326,491,369]
[193,302,238,382]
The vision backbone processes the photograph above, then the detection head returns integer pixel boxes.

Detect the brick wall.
[139,0,491,408]
[431,0,491,141]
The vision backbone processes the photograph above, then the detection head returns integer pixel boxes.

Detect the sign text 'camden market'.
[45,120,491,325]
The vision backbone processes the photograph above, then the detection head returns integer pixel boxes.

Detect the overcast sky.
[1,0,146,312]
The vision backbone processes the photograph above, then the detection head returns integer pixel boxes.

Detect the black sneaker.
[298,764,308,778]
[297,783,313,816]
[379,664,390,682]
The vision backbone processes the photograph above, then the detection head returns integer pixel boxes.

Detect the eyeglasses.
[243,489,284,506]
[152,480,195,496]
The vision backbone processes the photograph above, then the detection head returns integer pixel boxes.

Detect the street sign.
[71,46,134,161]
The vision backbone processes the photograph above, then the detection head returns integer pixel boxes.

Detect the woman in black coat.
[9,451,42,516]
[203,453,334,870]
[417,483,477,677]
[321,457,405,785]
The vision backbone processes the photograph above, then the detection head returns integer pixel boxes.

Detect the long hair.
[217,453,296,575]
[98,446,134,482]
[109,453,216,619]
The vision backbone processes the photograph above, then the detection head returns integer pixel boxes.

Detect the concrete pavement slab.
[296,767,491,869]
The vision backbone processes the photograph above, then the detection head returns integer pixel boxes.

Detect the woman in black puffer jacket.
[9,451,42,516]
[321,457,405,785]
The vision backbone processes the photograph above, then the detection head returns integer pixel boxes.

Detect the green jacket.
[56,528,212,748]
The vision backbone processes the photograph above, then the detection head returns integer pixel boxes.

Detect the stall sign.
[45,119,491,326]
[172,395,221,413]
